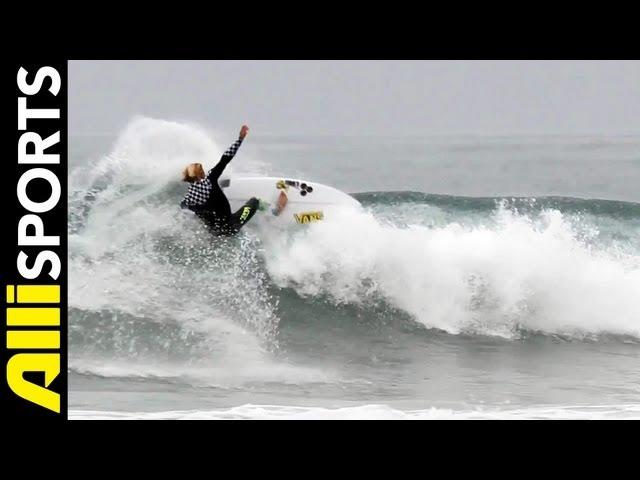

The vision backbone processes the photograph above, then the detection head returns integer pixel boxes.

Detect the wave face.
[69,117,640,415]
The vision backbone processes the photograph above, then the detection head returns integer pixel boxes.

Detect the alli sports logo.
[3,63,66,417]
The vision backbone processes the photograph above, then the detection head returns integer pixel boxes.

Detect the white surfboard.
[220,176,361,226]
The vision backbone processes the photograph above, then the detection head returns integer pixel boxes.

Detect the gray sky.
[69,60,640,136]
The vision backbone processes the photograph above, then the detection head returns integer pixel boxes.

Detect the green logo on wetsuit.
[239,206,252,222]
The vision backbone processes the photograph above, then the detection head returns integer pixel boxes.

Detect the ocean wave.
[354,191,640,219]
[69,116,640,371]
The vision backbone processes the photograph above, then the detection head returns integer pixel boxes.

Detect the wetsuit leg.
[228,197,260,234]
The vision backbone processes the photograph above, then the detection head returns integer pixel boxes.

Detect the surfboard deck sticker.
[294,211,324,224]
[221,176,361,226]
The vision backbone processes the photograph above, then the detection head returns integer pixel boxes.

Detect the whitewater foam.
[264,204,640,339]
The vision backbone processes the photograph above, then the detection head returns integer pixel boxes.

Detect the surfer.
[180,125,288,235]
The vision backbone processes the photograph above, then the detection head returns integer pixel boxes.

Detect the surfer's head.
[182,163,205,183]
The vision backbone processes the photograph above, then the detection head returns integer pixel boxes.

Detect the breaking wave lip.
[69,403,640,420]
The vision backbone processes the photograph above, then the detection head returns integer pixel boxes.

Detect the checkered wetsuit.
[180,137,258,236]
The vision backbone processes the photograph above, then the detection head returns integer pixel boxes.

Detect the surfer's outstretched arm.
[207,125,249,181]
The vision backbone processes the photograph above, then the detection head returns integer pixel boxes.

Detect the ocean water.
[68,117,640,419]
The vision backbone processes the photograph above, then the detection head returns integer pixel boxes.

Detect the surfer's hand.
[239,125,249,139]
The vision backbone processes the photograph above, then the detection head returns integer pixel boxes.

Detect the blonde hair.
[182,165,199,183]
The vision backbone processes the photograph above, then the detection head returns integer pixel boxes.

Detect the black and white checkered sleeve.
[205,137,244,182]
[182,178,213,207]
[222,137,243,160]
